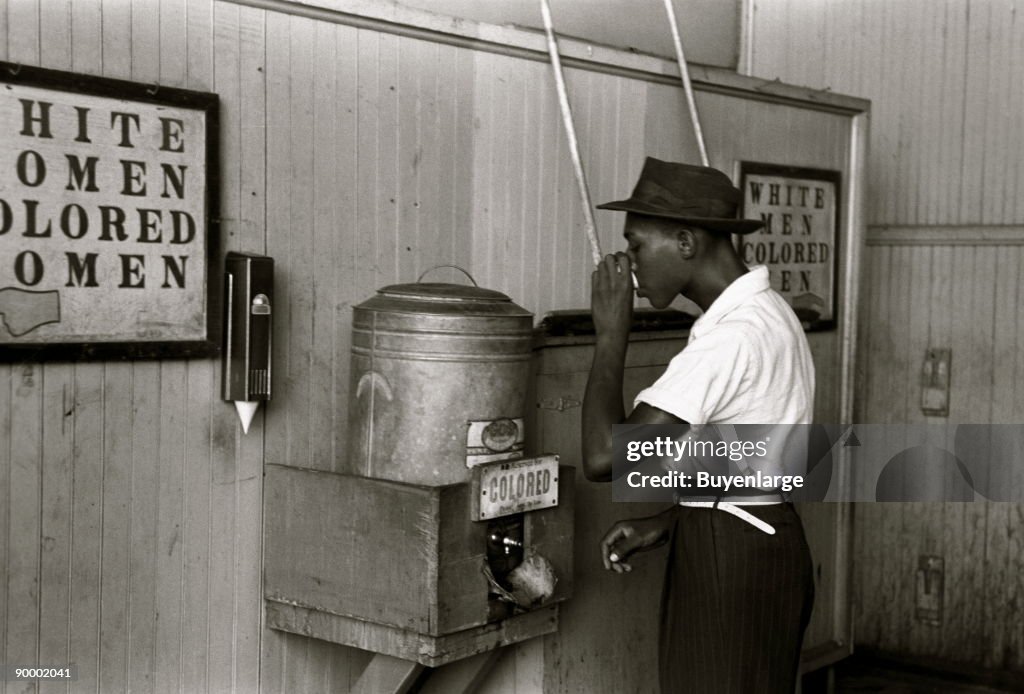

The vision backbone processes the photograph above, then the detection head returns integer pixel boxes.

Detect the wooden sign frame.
[737,162,841,331]
[0,62,219,361]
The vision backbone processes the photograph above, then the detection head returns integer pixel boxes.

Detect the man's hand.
[591,252,634,342]
[599,508,675,573]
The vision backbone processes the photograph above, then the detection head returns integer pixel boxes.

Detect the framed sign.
[737,162,840,331]
[0,62,219,360]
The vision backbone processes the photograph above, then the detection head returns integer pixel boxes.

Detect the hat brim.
[597,198,764,235]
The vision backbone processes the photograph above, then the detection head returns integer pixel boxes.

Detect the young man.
[582,157,816,693]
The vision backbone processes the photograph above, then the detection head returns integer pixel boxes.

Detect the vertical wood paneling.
[377,33,400,284]
[470,51,497,293]
[881,246,912,653]
[71,0,102,74]
[985,248,1016,666]
[180,364,211,694]
[1012,247,1024,670]
[939,0,968,226]
[263,9,294,472]
[0,2,863,692]
[234,7,267,691]
[942,246,970,663]
[1008,8,1024,223]
[7,365,43,692]
[68,365,104,694]
[531,55,560,311]
[328,20,358,470]
[99,363,132,694]
[159,0,187,87]
[7,0,38,64]
[3,7,44,688]
[154,362,186,694]
[452,47,476,275]
[755,0,1024,227]
[126,5,163,691]
[352,25,379,297]
[213,37,249,658]
[754,0,1024,673]
[309,18,340,469]
[960,3,988,225]
[748,0,1024,227]
[0,2,7,62]
[945,247,977,660]
[36,373,76,681]
[850,247,876,639]
[101,0,130,79]
[898,248,931,652]
[410,41,436,282]
[128,363,160,693]
[916,4,939,225]
[920,245,953,658]
[39,0,71,68]
[286,14,316,470]
[853,242,1024,669]
[963,248,997,662]
[186,0,214,90]
[904,248,940,659]
[395,35,419,287]
[33,4,76,692]
[1012,501,1024,670]
[503,54,527,304]
[511,49,536,311]
[154,4,190,691]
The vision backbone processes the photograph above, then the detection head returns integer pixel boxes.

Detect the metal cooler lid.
[359,282,533,318]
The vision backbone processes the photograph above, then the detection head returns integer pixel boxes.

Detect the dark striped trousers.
[658,503,815,694]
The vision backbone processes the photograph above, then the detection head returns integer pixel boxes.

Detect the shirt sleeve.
[633,328,755,425]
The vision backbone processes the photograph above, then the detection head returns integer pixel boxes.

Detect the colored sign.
[474,455,560,520]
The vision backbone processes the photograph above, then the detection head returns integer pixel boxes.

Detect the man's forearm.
[581,336,628,482]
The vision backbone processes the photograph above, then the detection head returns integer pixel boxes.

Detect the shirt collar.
[689,265,770,339]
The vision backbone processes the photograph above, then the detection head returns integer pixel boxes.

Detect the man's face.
[623,214,688,309]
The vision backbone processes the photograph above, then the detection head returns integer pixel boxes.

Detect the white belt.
[678,501,778,535]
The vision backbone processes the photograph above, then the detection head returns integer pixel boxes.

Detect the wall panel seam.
[867,226,1024,246]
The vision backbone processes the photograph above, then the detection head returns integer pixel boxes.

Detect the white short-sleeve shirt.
[634,265,815,427]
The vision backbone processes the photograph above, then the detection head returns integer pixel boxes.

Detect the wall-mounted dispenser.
[222,252,274,433]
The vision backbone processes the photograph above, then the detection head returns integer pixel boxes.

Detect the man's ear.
[677,227,698,259]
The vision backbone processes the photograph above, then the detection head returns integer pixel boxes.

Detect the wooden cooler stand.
[263,462,574,693]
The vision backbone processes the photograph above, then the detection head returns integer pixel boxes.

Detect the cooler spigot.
[489,532,524,555]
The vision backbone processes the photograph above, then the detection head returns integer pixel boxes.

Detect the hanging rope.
[539,0,603,266]
[662,0,709,166]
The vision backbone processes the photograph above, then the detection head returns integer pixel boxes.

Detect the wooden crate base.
[266,600,559,667]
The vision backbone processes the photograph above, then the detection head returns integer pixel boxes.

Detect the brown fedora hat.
[597,157,764,234]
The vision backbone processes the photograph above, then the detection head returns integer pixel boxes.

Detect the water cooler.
[263,279,574,683]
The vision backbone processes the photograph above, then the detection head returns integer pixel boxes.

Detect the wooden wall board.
[37,363,73,692]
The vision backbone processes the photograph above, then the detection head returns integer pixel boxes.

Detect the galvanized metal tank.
[347,281,534,486]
